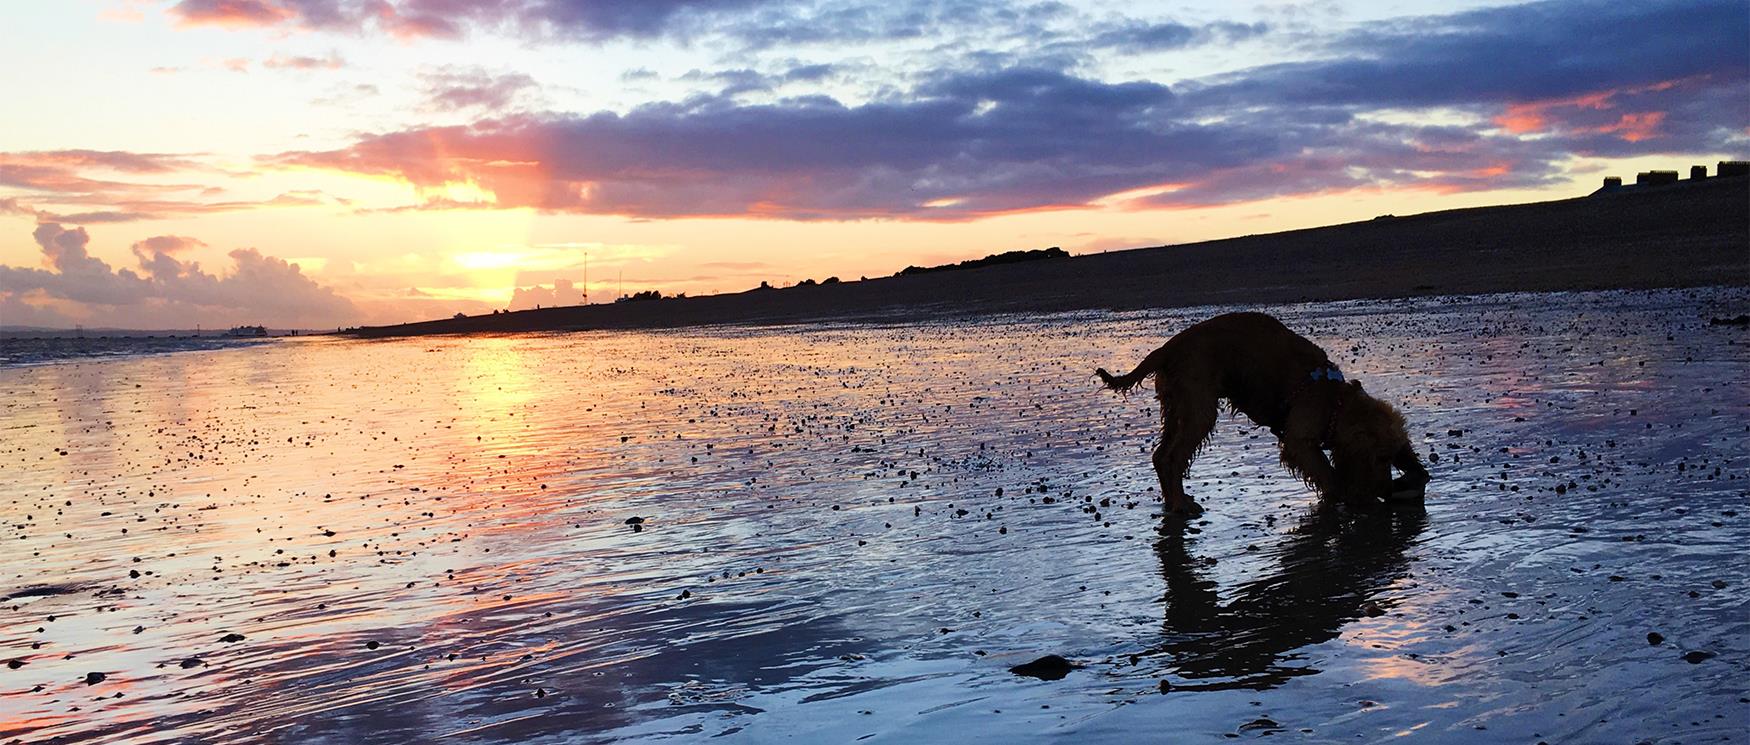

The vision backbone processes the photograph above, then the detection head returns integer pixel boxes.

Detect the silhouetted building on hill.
[1595,160,1746,194]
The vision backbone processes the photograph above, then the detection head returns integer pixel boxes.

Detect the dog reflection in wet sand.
[1097,312,1429,517]
[1151,503,1425,689]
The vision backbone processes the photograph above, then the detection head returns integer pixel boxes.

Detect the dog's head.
[1329,381,1427,502]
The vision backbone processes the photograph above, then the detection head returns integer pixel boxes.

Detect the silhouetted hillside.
[895,247,1070,276]
[343,176,1749,338]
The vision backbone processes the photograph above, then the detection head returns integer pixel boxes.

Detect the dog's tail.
[1096,346,1170,393]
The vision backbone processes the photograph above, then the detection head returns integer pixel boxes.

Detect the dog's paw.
[1165,500,1205,518]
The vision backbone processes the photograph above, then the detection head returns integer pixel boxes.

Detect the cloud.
[1,197,162,224]
[508,279,586,310]
[132,235,207,257]
[420,68,540,111]
[263,0,1747,220]
[1089,19,1269,52]
[270,67,1230,220]
[0,151,213,218]
[1184,0,1747,111]
[3,149,202,173]
[170,0,299,28]
[168,0,776,41]
[263,52,346,70]
[1,148,347,223]
[0,223,356,328]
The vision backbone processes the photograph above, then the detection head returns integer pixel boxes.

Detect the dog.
[1096,312,1428,517]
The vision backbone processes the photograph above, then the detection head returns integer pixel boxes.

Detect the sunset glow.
[1,0,1745,328]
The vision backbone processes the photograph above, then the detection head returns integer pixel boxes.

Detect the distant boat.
[226,325,267,337]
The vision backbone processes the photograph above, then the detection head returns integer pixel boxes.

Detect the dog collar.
[1309,364,1344,382]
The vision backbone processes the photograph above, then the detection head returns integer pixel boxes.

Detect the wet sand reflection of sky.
[1,288,1746,744]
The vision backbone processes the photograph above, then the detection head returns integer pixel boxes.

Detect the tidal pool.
[2,288,1746,744]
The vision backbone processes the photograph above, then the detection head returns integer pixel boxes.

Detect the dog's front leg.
[1279,438,1337,496]
[1390,444,1430,498]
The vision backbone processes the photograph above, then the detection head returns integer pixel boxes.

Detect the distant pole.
[618,270,623,301]
[583,251,589,305]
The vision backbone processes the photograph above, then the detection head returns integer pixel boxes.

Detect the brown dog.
[1097,312,1428,516]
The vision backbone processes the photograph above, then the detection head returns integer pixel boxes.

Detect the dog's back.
[1098,313,1329,399]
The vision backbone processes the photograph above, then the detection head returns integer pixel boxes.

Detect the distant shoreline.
[343,176,1749,338]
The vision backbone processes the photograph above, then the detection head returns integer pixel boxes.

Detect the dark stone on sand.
[624,516,645,525]
[1708,314,1749,326]
[366,641,381,650]
[5,584,77,600]
[84,672,106,685]
[6,659,24,669]
[1683,650,1714,664]
[1239,718,1281,732]
[1361,601,1385,617]
[1009,654,1078,680]
[180,658,204,669]
[1647,632,1664,645]
[219,633,245,643]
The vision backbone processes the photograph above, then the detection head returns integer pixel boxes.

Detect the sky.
[0,0,1745,329]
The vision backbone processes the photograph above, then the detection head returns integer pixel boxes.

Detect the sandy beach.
[348,176,1749,337]
[4,287,1747,743]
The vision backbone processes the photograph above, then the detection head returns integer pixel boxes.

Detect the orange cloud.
[1492,78,1687,141]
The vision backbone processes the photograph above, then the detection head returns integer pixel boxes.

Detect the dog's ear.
[1348,380,1364,394]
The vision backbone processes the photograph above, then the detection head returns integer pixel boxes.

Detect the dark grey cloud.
[680,68,773,97]
[1186,0,1748,110]
[720,1,1073,50]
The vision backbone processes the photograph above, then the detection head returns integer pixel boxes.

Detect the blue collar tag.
[1310,365,1344,382]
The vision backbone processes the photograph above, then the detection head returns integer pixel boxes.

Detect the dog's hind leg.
[1153,391,1218,518]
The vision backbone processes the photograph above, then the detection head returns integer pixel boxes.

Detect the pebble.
[1009,655,1078,680]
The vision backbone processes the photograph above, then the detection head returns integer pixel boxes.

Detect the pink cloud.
[0,223,357,328]
[170,0,296,28]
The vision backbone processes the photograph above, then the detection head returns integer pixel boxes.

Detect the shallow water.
[0,336,272,368]
[2,288,1746,744]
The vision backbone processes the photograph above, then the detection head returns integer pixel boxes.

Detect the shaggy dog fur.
[1097,312,1429,517]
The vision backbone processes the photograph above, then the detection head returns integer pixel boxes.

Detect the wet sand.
[3,287,1747,743]
[349,176,1748,337]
